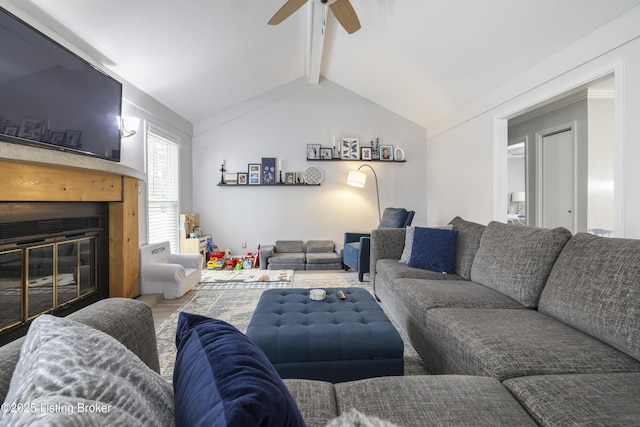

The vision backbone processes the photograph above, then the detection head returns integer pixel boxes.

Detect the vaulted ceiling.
[7,0,640,129]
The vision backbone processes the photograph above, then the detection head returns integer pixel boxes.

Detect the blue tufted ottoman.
[246,287,404,383]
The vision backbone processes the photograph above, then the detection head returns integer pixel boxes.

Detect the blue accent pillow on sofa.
[408,227,459,273]
[173,312,305,427]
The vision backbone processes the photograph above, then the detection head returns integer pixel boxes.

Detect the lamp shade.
[511,192,526,202]
[347,170,367,188]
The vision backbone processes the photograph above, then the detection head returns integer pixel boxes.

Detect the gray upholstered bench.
[246,287,404,383]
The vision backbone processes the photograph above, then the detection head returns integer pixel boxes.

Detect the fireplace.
[0,202,109,345]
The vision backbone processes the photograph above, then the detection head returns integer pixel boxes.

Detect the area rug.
[156,271,429,383]
[196,269,293,290]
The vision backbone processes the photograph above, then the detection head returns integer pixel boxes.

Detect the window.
[147,126,180,253]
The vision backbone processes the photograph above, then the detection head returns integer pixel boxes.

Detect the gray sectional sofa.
[370,217,640,425]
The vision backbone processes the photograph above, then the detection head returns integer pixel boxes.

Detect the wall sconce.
[347,164,381,221]
[120,116,141,138]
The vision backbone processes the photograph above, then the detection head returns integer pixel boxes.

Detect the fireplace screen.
[0,236,97,331]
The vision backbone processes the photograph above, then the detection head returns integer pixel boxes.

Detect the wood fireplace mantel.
[0,158,140,298]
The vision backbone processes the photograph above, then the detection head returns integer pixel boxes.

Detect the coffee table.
[246,287,404,383]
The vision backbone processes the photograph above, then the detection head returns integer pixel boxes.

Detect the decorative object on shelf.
[341,138,360,159]
[394,147,406,161]
[237,173,248,185]
[372,138,380,160]
[304,166,324,185]
[224,172,238,185]
[347,164,381,221]
[320,147,332,160]
[248,163,261,185]
[361,147,372,160]
[262,157,276,184]
[380,145,393,161]
[295,172,304,184]
[219,162,227,184]
[307,144,321,160]
[285,172,295,184]
[18,119,44,140]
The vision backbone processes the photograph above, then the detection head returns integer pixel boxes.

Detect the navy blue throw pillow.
[173,312,305,427]
[408,227,459,273]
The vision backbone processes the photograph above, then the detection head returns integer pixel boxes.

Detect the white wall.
[426,6,640,238]
[192,78,427,255]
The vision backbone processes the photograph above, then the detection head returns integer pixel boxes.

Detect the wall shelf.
[217,183,320,187]
[306,159,406,163]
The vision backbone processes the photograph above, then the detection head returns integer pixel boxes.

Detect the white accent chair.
[139,241,203,299]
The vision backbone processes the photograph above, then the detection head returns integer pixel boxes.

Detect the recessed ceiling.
[7,0,640,129]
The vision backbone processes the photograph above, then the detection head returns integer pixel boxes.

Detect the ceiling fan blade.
[330,0,361,34]
[268,0,309,25]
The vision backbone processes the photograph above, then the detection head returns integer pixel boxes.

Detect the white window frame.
[146,125,180,253]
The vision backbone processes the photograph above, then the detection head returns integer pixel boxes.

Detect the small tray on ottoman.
[246,287,404,383]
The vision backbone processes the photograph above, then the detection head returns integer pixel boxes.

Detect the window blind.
[147,126,180,253]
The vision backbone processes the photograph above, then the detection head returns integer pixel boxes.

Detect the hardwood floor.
[137,291,196,331]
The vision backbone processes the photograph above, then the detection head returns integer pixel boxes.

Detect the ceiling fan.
[268,0,361,34]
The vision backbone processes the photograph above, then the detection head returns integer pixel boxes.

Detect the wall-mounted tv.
[0,7,122,162]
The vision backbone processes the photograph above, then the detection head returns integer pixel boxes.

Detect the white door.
[540,128,575,232]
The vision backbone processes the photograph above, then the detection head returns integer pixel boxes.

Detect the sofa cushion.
[283,379,338,427]
[408,227,459,273]
[306,240,335,253]
[376,259,461,283]
[538,232,640,361]
[306,252,342,264]
[173,312,304,427]
[1,315,174,427]
[334,376,536,427]
[275,240,304,253]
[423,308,640,381]
[504,373,640,427]
[470,221,572,308]
[448,216,486,280]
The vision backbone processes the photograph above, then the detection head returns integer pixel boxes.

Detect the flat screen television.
[0,7,123,162]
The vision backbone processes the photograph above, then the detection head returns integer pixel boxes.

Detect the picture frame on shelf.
[262,157,276,184]
[341,138,360,160]
[361,147,372,161]
[49,131,65,144]
[380,145,394,161]
[18,119,44,140]
[295,172,304,184]
[285,172,295,184]
[237,172,248,185]
[64,130,82,147]
[307,144,321,160]
[248,163,261,185]
[4,126,18,136]
[320,147,332,160]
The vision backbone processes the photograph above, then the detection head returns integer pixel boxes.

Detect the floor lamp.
[347,164,381,222]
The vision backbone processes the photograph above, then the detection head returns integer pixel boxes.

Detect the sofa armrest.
[142,262,186,281]
[168,253,202,269]
[259,245,275,269]
[344,232,370,245]
[370,228,407,292]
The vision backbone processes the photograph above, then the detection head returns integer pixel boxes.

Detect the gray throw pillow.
[1,314,174,427]
[400,225,453,264]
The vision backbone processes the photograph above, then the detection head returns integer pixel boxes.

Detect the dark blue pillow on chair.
[173,312,305,427]
[408,227,459,274]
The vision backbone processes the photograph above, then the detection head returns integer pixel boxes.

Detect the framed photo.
[295,172,304,184]
[248,163,261,185]
[341,138,360,160]
[18,119,44,140]
[261,157,276,184]
[285,172,295,184]
[64,130,82,147]
[307,144,321,160]
[237,173,248,185]
[320,147,333,160]
[4,126,18,136]
[361,147,373,161]
[50,132,65,144]
[380,145,394,161]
